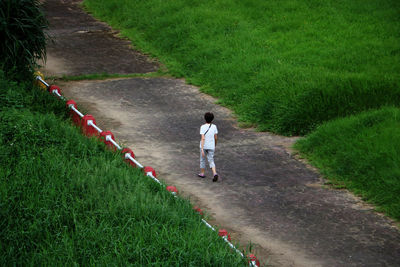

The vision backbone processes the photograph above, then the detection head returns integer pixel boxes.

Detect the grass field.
[0,73,246,265]
[295,107,400,220]
[83,0,400,135]
[82,0,400,220]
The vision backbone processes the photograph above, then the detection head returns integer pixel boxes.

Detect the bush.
[0,0,48,79]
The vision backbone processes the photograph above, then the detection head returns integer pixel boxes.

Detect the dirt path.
[41,1,400,266]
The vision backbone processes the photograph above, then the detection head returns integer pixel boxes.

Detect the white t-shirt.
[199,123,218,150]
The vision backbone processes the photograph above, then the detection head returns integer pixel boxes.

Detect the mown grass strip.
[0,73,247,265]
[295,106,400,221]
[83,0,400,135]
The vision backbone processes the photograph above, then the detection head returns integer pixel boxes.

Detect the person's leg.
[199,148,206,177]
[206,150,218,182]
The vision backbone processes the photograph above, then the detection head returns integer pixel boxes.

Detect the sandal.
[198,173,205,178]
[213,174,218,182]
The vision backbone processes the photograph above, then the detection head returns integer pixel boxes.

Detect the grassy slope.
[82,0,400,220]
[83,0,400,135]
[295,107,400,220]
[0,75,245,265]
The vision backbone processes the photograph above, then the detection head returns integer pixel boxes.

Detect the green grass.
[83,0,400,135]
[295,107,400,220]
[0,73,247,265]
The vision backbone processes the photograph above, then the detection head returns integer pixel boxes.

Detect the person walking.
[198,112,219,182]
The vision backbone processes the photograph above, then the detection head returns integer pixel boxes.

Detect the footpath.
[41,1,400,266]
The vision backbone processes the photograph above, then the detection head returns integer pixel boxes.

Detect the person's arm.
[214,134,218,147]
[201,134,205,156]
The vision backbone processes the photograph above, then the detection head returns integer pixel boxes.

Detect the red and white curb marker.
[166,185,178,196]
[248,254,261,267]
[193,206,204,216]
[48,85,62,97]
[219,229,232,242]
[66,99,82,125]
[100,131,121,150]
[35,74,260,267]
[124,150,144,169]
[121,148,136,167]
[82,114,100,136]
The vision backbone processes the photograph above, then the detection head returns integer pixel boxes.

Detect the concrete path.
[41,0,158,76]
[41,1,400,266]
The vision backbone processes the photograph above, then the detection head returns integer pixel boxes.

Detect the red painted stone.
[48,85,61,95]
[66,99,81,125]
[166,186,178,193]
[100,131,117,150]
[81,115,98,136]
[218,229,231,241]
[193,206,203,216]
[143,166,157,177]
[248,254,260,267]
[122,147,136,167]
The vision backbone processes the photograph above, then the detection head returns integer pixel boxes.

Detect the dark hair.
[204,112,214,123]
